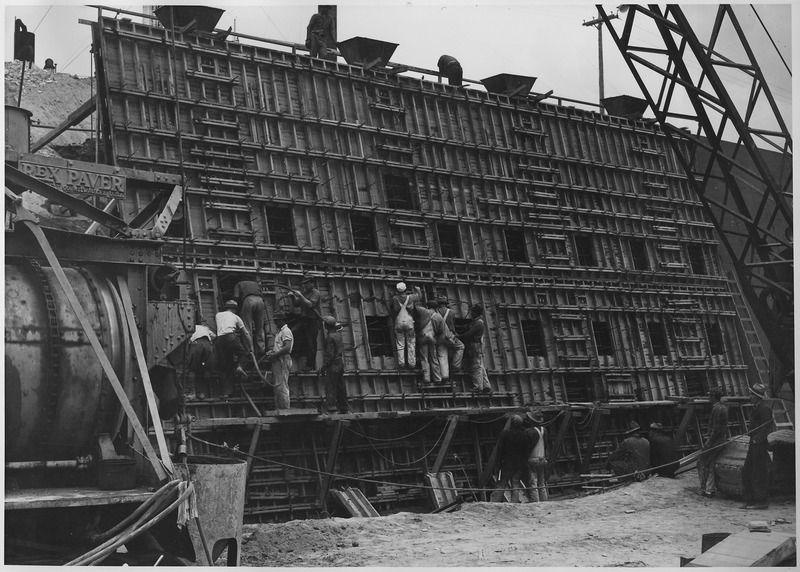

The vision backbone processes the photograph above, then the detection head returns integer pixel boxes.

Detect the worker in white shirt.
[214,300,253,396]
[262,310,294,409]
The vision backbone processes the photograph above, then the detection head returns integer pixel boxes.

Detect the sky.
[2,2,794,136]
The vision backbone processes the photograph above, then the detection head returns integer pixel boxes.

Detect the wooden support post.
[478,416,512,491]
[318,420,346,512]
[431,415,460,474]
[31,97,97,152]
[548,410,573,465]
[675,404,696,447]
[470,422,486,501]
[580,409,607,474]
[246,424,264,478]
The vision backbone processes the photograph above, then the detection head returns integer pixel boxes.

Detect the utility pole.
[583,11,618,112]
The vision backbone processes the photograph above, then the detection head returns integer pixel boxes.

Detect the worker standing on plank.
[437,54,463,86]
[436,297,464,383]
[388,282,421,369]
[234,274,266,357]
[262,310,294,410]
[697,387,729,496]
[415,300,442,385]
[214,300,253,397]
[606,421,651,480]
[305,5,337,60]
[458,304,491,394]
[289,274,321,371]
[525,410,548,501]
[321,315,348,414]
[490,415,533,502]
[740,383,774,510]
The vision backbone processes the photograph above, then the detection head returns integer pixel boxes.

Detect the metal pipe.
[6,457,90,470]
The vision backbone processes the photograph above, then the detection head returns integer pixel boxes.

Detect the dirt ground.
[240,472,795,567]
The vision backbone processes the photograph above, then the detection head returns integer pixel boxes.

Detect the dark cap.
[301,273,316,284]
[471,304,484,316]
[624,421,641,435]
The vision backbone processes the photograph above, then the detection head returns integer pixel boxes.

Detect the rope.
[32,6,53,32]
[353,418,451,467]
[345,417,438,442]
[750,4,791,77]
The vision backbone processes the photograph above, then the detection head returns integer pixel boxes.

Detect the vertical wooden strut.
[580,408,607,475]
[674,404,697,448]
[319,420,346,511]
[548,409,573,465]
[478,417,512,493]
[21,220,168,481]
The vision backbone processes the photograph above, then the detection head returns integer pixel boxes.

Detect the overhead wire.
[750,4,791,77]
[32,6,53,32]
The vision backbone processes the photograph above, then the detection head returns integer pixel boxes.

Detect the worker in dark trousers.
[289,274,321,371]
[437,54,463,86]
[234,274,266,357]
[606,421,651,480]
[490,415,533,502]
[740,383,774,510]
[214,300,252,397]
[436,297,464,382]
[697,386,729,496]
[321,315,348,414]
[458,304,491,393]
[305,5,336,60]
[647,423,679,478]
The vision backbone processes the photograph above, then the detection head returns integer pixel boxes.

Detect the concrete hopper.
[337,37,399,69]
[601,95,649,120]
[481,74,537,97]
[154,6,225,33]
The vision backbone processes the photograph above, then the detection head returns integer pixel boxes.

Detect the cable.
[58,39,93,73]
[750,5,791,77]
[32,6,53,32]
[346,417,438,442]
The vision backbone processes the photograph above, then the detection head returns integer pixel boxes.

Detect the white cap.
[396,282,407,292]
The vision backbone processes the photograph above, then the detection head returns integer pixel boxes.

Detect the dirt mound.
[240,472,796,567]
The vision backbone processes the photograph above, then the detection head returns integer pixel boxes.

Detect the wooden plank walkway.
[686,531,795,567]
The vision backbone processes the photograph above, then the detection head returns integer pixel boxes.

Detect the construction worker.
[490,415,533,502]
[321,315,348,414]
[214,300,252,397]
[606,421,651,480]
[647,423,679,478]
[263,310,294,410]
[388,282,421,369]
[437,54,463,86]
[305,5,336,61]
[525,410,548,501]
[289,274,321,371]
[416,300,442,385]
[187,323,216,396]
[436,297,464,382]
[740,383,774,510]
[234,274,266,357]
[458,304,491,393]
[697,387,729,496]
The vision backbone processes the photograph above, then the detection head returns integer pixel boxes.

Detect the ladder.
[726,271,770,385]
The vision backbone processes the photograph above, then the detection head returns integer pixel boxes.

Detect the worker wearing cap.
[437,54,463,86]
[415,300,442,385]
[490,415,534,502]
[740,383,774,510]
[606,421,651,480]
[234,274,266,357]
[289,274,321,371]
[525,410,548,501]
[457,304,491,393]
[436,297,464,383]
[388,282,421,369]
[321,315,348,414]
[647,423,679,478]
[263,310,294,409]
[305,5,336,61]
[214,300,253,396]
[697,387,729,496]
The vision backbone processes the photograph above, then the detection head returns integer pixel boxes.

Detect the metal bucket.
[97,458,137,490]
[714,435,749,498]
[5,105,31,154]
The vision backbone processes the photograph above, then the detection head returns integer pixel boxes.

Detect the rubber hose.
[89,480,181,543]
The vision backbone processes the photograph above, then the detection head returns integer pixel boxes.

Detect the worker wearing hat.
[233,273,266,357]
[388,281,421,370]
[490,414,534,503]
[457,304,491,394]
[214,299,253,396]
[525,410,548,501]
[647,423,679,478]
[321,315,348,414]
[262,309,294,409]
[606,421,651,480]
[697,387,729,497]
[435,297,464,383]
[289,274,321,371]
[741,383,773,509]
[305,5,336,61]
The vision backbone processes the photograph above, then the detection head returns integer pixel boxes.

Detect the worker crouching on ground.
[490,415,533,502]
[647,423,679,478]
[415,300,442,385]
[289,274,321,371]
[606,421,651,481]
[234,274,266,357]
[214,300,253,397]
[389,282,421,369]
[436,297,464,383]
[525,410,548,501]
[740,383,774,510]
[262,311,294,410]
[697,386,729,497]
[437,54,463,86]
[322,315,348,414]
[458,304,491,394]
[306,5,336,60]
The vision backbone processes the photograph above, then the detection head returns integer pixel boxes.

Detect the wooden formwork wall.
[96,16,753,410]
